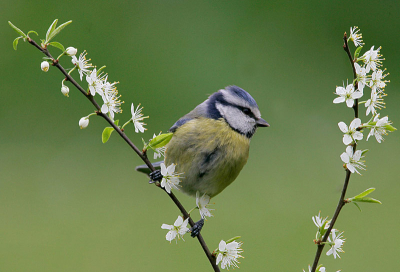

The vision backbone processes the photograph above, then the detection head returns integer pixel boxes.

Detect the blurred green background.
[2,0,399,271]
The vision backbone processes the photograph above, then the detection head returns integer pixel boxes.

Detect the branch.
[28,38,220,272]
[310,33,359,272]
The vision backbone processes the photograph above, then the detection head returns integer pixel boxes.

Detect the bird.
[137,85,269,198]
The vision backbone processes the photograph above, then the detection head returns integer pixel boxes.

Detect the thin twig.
[310,33,359,272]
[28,38,220,272]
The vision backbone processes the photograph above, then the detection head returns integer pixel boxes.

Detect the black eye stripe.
[238,106,255,118]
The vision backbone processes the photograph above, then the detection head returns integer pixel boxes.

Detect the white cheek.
[216,103,255,133]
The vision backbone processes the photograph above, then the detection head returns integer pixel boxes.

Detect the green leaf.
[8,21,27,38]
[12,37,21,50]
[353,197,382,204]
[27,30,39,37]
[385,124,397,132]
[148,133,173,150]
[361,149,369,156]
[102,127,115,143]
[354,46,363,59]
[101,120,119,143]
[46,19,58,42]
[353,187,375,199]
[225,236,241,244]
[47,20,72,43]
[48,41,65,52]
[353,202,362,212]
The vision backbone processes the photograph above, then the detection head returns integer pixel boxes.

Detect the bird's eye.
[242,108,251,115]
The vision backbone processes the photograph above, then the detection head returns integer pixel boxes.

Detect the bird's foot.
[149,170,163,184]
[190,218,205,238]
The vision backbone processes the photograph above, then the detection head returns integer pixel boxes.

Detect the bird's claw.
[149,170,163,184]
[190,218,204,238]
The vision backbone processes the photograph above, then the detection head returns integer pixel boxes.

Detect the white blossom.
[340,146,366,175]
[86,68,104,96]
[196,191,213,219]
[216,240,243,270]
[71,51,93,80]
[79,117,89,129]
[326,229,345,259]
[160,163,182,194]
[338,118,363,145]
[369,69,388,93]
[362,46,383,73]
[354,63,369,93]
[65,47,77,56]
[131,103,148,133]
[100,88,122,121]
[366,114,392,143]
[61,85,69,97]
[365,90,385,116]
[161,216,189,243]
[333,83,363,107]
[41,61,49,72]
[312,212,330,230]
[348,26,364,47]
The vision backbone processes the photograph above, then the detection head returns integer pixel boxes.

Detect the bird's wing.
[168,100,209,132]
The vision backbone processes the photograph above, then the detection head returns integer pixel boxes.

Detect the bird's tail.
[135,161,164,177]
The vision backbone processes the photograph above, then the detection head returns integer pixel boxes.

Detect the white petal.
[340,152,350,163]
[161,224,172,230]
[335,86,346,95]
[347,164,356,173]
[343,135,352,145]
[160,163,167,175]
[219,240,227,251]
[216,254,223,265]
[174,216,183,227]
[346,98,354,107]
[352,91,363,99]
[346,145,354,156]
[350,118,361,130]
[167,164,176,175]
[333,97,345,104]
[101,104,109,114]
[353,131,363,141]
[338,122,348,133]
[166,230,177,242]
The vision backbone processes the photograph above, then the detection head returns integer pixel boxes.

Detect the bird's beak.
[256,117,270,127]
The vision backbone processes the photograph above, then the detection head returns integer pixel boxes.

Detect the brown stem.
[28,38,220,272]
[310,33,359,272]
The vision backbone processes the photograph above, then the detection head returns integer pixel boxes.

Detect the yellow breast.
[165,117,250,197]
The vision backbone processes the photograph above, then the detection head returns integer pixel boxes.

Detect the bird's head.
[206,86,269,138]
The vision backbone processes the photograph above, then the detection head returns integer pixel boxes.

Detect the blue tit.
[138,85,269,198]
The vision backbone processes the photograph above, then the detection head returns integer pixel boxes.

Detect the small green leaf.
[47,20,72,42]
[12,37,21,50]
[354,187,375,199]
[46,19,58,42]
[354,46,363,59]
[148,133,173,150]
[48,41,65,52]
[102,127,115,143]
[361,149,369,156]
[8,21,27,38]
[101,120,119,143]
[225,236,241,244]
[385,124,397,132]
[352,197,382,204]
[27,30,39,37]
[353,202,362,212]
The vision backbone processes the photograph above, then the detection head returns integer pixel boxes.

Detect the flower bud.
[41,61,49,72]
[61,85,69,97]
[65,47,78,56]
[79,117,89,129]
